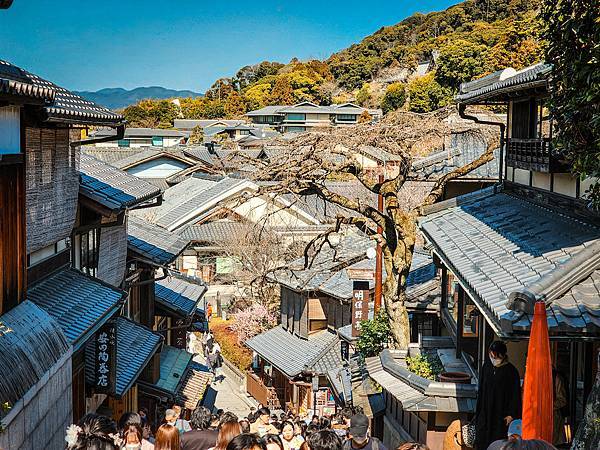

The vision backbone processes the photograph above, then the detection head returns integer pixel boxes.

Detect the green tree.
[356,83,372,106]
[541,0,600,209]
[356,311,390,357]
[380,82,406,113]
[435,39,489,89]
[408,72,451,113]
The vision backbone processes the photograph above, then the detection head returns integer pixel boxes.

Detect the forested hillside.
[122,0,543,127]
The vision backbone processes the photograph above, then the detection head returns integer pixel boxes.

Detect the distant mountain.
[75,86,203,110]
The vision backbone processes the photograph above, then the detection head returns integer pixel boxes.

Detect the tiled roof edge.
[419,184,501,217]
[507,240,600,315]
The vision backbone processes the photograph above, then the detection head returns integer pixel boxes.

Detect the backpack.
[343,438,379,450]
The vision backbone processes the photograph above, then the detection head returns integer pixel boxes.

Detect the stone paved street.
[193,353,256,418]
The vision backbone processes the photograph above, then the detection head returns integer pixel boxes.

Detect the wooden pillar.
[440,266,448,310]
[456,285,465,359]
[569,341,578,428]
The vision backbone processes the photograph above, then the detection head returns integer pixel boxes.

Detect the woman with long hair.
[211,420,242,450]
[280,421,304,450]
[154,424,180,450]
[65,413,118,450]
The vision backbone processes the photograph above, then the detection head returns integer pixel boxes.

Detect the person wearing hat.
[343,414,387,450]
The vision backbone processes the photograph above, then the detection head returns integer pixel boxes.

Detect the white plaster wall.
[513,168,531,186]
[506,166,514,182]
[531,171,551,191]
[126,157,189,178]
[553,173,578,198]
[0,350,73,450]
[232,196,316,228]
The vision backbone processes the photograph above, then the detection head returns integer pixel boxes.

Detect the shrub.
[210,318,253,372]
[380,83,406,113]
[406,353,444,380]
[356,311,390,357]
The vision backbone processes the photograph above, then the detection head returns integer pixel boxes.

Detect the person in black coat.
[475,341,522,450]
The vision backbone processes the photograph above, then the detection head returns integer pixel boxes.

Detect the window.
[118,139,130,147]
[337,114,357,122]
[151,136,164,146]
[239,130,250,135]
[0,106,21,154]
[286,113,306,121]
[76,228,101,277]
[286,126,306,133]
[446,271,459,324]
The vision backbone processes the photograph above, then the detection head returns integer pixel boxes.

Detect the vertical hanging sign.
[352,281,370,337]
[173,318,187,349]
[95,320,117,395]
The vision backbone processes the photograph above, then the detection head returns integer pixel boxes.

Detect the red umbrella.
[522,301,553,441]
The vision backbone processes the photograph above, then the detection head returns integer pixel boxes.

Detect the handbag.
[461,420,476,448]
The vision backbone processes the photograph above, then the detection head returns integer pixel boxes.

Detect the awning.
[177,363,213,410]
[0,301,70,407]
[246,326,342,378]
[419,187,600,336]
[148,345,193,396]
[80,154,161,212]
[155,275,207,319]
[128,216,188,266]
[28,268,126,351]
[85,317,163,398]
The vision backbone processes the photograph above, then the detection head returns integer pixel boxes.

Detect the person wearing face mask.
[121,423,155,450]
[475,341,522,450]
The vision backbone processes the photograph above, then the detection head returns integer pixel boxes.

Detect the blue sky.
[0,0,459,92]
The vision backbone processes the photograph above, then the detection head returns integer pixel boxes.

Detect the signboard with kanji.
[94,321,117,395]
[173,318,187,349]
[351,288,370,337]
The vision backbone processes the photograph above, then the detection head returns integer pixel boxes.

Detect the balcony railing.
[506,138,553,173]
[246,373,282,409]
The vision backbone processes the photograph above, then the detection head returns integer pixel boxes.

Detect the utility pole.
[374,168,384,313]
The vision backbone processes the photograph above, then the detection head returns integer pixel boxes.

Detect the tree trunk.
[381,212,416,350]
[571,351,600,449]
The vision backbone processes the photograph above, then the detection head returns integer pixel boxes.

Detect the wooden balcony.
[506,138,553,173]
[246,373,282,409]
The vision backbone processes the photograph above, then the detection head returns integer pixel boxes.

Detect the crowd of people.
[63,401,560,450]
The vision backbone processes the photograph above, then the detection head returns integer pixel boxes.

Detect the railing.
[506,138,553,172]
[246,373,281,409]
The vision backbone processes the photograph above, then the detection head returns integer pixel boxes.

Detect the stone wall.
[0,350,73,450]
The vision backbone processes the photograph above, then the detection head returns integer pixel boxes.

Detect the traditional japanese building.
[372,63,600,450]
[246,233,440,417]
[0,58,125,449]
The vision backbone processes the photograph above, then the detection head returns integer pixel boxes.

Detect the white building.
[91,128,187,148]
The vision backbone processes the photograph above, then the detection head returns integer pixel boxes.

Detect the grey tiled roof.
[0,59,123,125]
[270,233,374,295]
[152,177,250,231]
[366,352,476,413]
[182,146,219,165]
[155,275,207,318]
[411,133,499,180]
[79,154,161,211]
[456,63,551,104]
[419,188,600,335]
[0,301,70,407]
[246,326,342,378]
[174,119,245,130]
[178,221,249,243]
[127,216,189,265]
[85,317,163,398]
[28,268,126,350]
[83,146,192,170]
[92,128,186,138]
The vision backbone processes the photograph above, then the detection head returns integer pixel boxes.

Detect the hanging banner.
[95,320,117,395]
[352,287,370,337]
[173,318,188,349]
